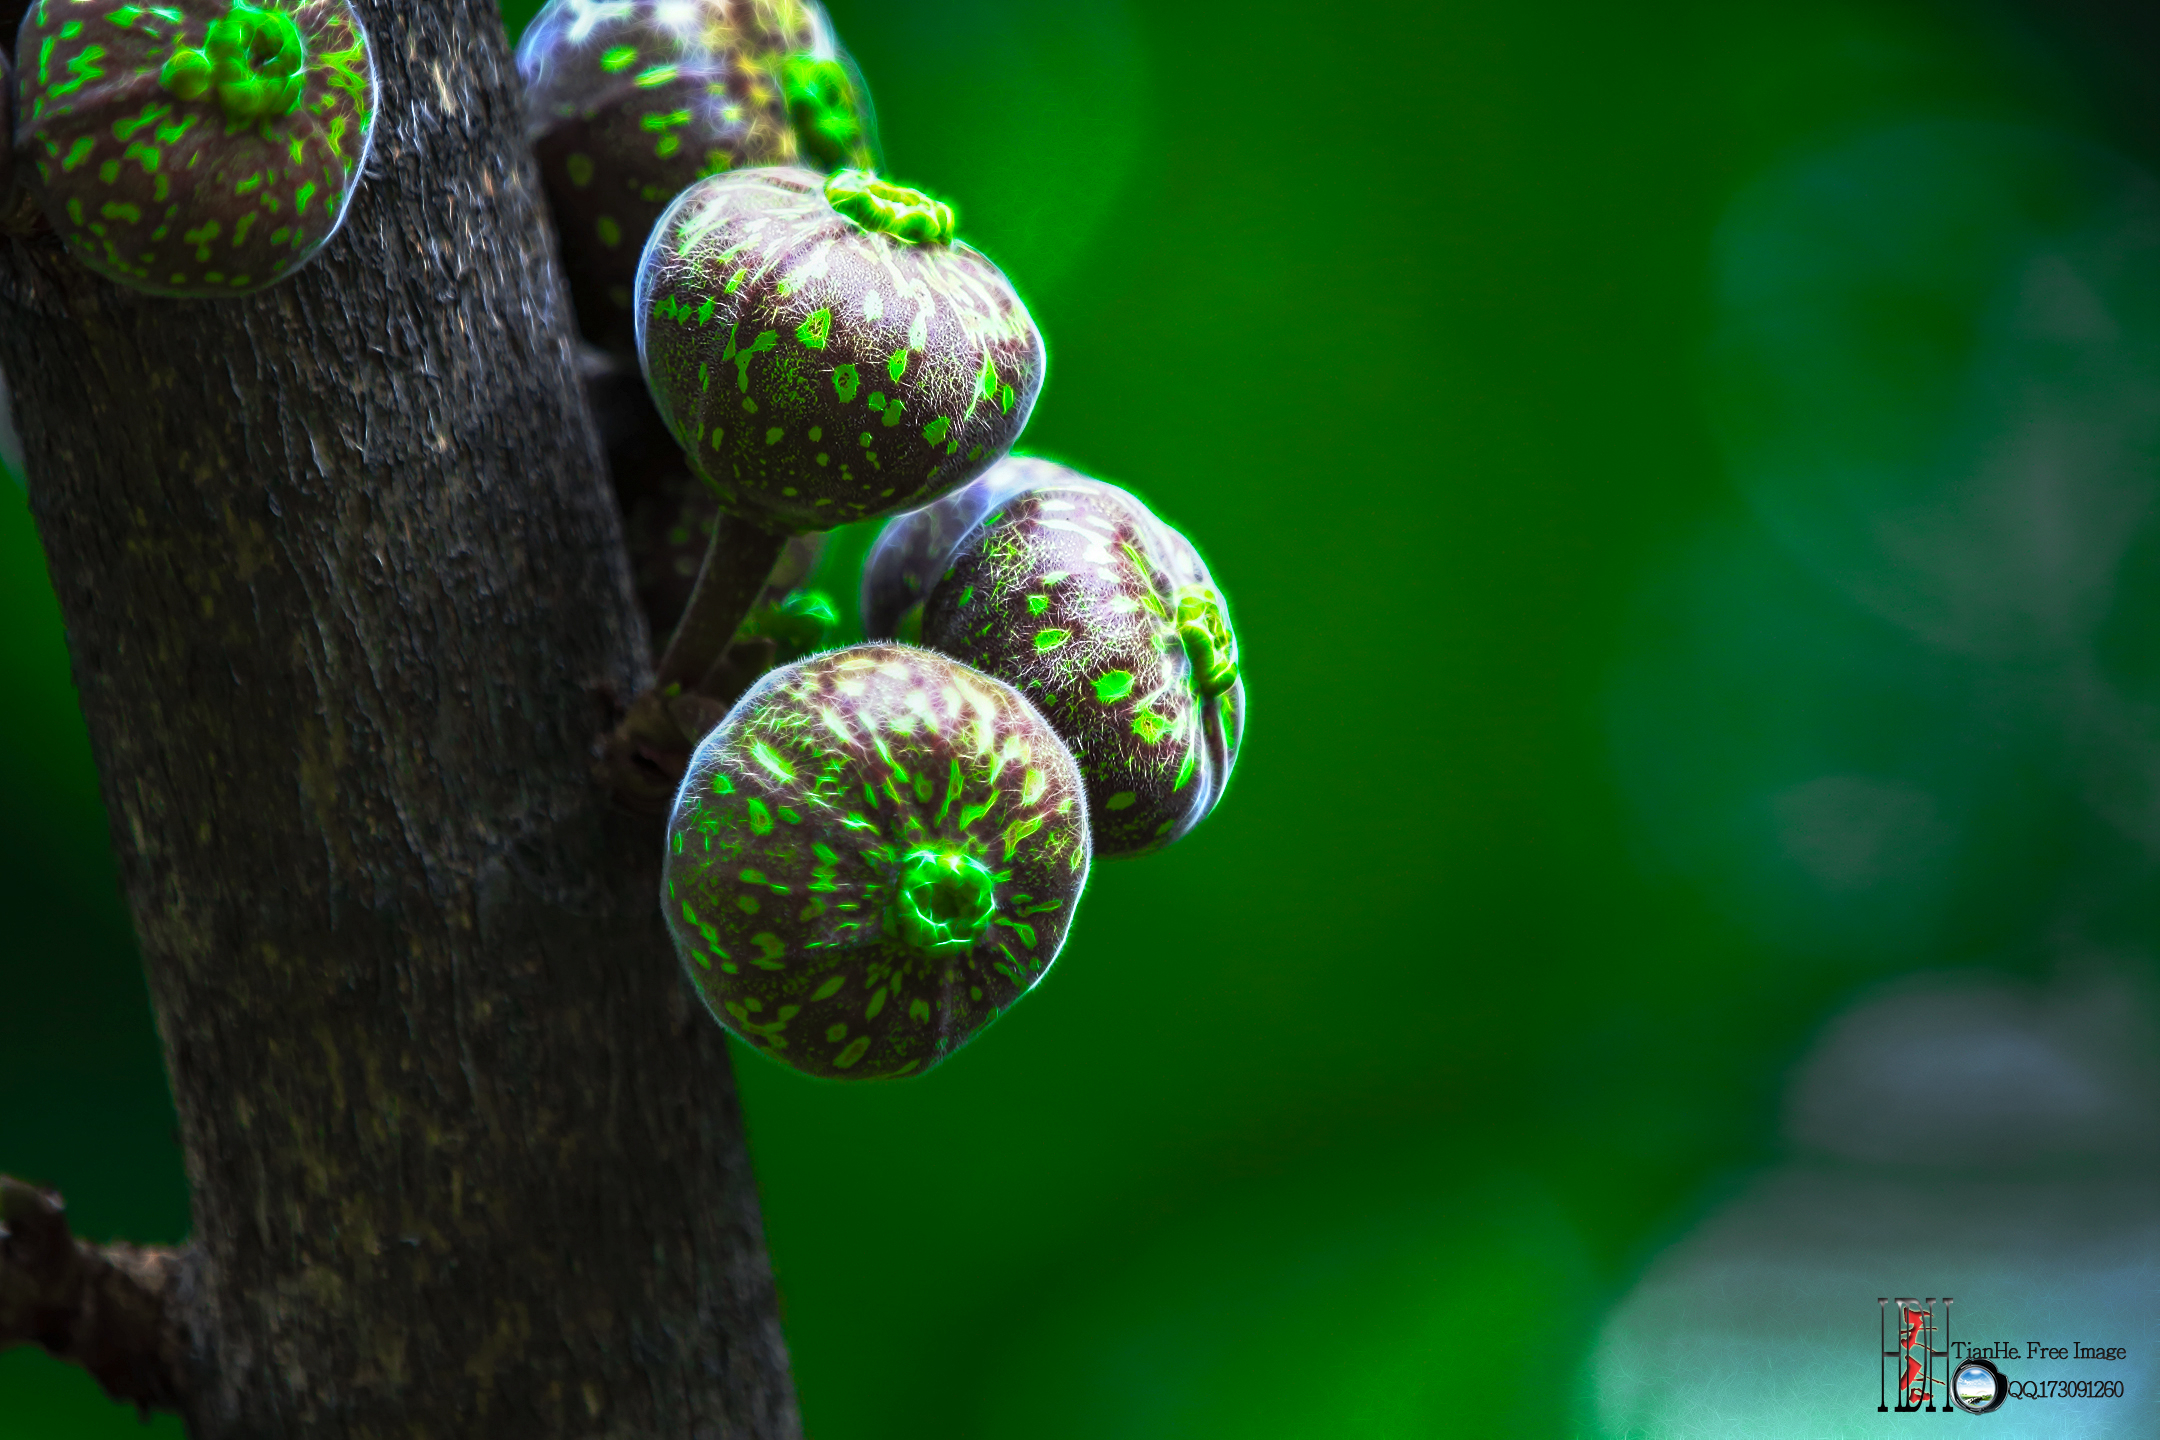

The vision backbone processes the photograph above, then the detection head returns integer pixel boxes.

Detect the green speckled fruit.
[921,473,1245,859]
[664,643,1090,1079]
[860,453,1068,641]
[15,0,375,296]
[517,0,873,354]
[636,165,1043,534]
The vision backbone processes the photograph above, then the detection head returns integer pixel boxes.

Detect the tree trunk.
[0,1,800,1434]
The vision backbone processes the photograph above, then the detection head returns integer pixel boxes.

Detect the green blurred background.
[7,1,2159,1436]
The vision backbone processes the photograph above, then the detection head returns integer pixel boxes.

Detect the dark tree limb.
[0,1178,189,1416]
[0,0,801,1433]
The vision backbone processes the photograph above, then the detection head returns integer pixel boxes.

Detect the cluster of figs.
[5,0,1245,1081]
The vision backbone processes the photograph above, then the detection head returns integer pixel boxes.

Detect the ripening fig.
[15,0,376,296]
[921,472,1244,859]
[860,453,1069,642]
[636,165,1043,537]
[517,0,874,353]
[664,644,1089,1079]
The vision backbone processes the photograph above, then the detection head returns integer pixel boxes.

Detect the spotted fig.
[664,643,1089,1079]
[15,0,376,295]
[921,471,1244,858]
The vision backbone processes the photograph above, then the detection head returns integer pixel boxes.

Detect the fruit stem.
[653,514,790,692]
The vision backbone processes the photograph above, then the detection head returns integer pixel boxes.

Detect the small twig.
[0,1176,189,1416]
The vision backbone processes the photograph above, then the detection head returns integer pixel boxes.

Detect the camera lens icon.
[1952,1359,2006,1414]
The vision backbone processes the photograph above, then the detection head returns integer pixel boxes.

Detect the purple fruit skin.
[860,453,1071,641]
[922,478,1245,859]
[517,0,812,354]
[636,166,1043,535]
[15,0,376,296]
[663,643,1090,1080]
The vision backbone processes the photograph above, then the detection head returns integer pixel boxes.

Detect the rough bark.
[0,1,800,1435]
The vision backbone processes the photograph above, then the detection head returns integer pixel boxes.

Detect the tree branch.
[0,1177,189,1417]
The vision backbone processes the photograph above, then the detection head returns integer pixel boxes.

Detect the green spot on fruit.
[1131,710,1171,744]
[1174,752,1196,791]
[600,44,637,72]
[110,101,168,141]
[811,974,846,1001]
[887,348,908,381]
[595,214,622,247]
[890,847,997,954]
[634,63,678,89]
[922,415,950,444]
[796,308,832,349]
[765,426,783,444]
[1094,670,1133,703]
[750,741,794,783]
[565,152,594,187]
[1034,628,1069,652]
[52,42,109,99]
[732,329,777,390]
[834,1035,871,1069]
[1026,594,1049,616]
[1105,790,1138,811]
[747,797,773,834]
[832,363,860,401]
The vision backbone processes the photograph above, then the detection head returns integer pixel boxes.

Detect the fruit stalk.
[653,512,790,692]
